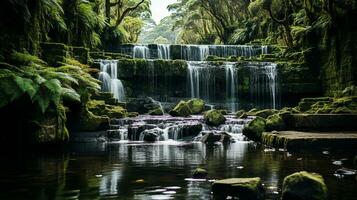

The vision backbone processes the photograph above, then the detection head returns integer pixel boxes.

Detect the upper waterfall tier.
[113,44,269,61]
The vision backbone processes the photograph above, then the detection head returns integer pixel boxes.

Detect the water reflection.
[0,142,356,200]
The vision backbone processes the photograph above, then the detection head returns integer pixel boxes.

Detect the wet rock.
[239,112,248,119]
[334,168,357,176]
[141,129,160,142]
[187,98,205,114]
[212,177,264,200]
[148,108,164,115]
[87,100,126,118]
[127,97,162,114]
[169,101,192,117]
[266,114,285,131]
[297,97,333,112]
[255,109,278,119]
[193,168,208,179]
[128,124,157,140]
[181,123,202,138]
[204,109,226,126]
[127,112,139,118]
[200,131,232,144]
[282,171,328,200]
[242,117,266,141]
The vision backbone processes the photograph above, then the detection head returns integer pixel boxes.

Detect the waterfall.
[120,44,270,61]
[249,62,278,109]
[133,45,150,58]
[225,62,238,112]
[187,61,215,102]
[99,60,126,102]
[157,44,170,59]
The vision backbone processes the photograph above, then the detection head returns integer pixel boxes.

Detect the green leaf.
[14,76,38,99]
[61,87,81,102]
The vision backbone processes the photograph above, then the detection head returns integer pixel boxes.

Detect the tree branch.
[115,0,145,27]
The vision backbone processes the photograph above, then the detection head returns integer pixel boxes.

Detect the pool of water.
[0,141,356,200]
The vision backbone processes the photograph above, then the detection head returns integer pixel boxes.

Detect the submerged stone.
[193,168,208,179]
[282,171,328,200]
[212,177,264,200]
[200,131,232,144]
[169,101,192,117]
[186,98,205,114]
[204,109,226,126]
[242,117,266,141]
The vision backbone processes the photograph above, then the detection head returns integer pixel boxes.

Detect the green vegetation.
[204,109,226,126]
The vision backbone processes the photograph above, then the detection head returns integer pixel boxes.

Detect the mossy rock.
[247,108,259,115]
[186,98,205,114]
[297,97,333,112]
[342,86,357,97]
[204,109,226,126]
[127,112,139,118]
[255,109,278,119]
[87,100,126,119]
[212,177,264,200]
[266,114,286,131]
[193,168,208,179]
[79,108,109,131]
[282,171,328,200]
[149,108,164,115]
[169,101,192,117]
[242,117,266,141]
[235,110,246,118]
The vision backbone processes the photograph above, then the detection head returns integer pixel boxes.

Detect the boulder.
[255,109,278,119]
[266,114,285,131]
[212,178,264,200]
[200,131,232,143]
[187,98,205,114]
[204,109,226,126]
[128,124,157,140]
[242,117,266,141]
[297,97,333,112]
[169,101,192,117]
[127,97,162,114]
[193,168,208,179]
[282,171,328,200]
[141,129,160,142]
[87,100,126,118]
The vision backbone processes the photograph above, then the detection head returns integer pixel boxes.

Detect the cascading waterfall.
[187,61,215,102]
[99,60,126,102]
[225,62,238,112]
[120,44,269,61]
[157,44,170,59]
[249,62,278,109]
[133,45,150,58]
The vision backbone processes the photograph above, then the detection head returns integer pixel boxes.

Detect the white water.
[187,61,215,102]
[133,45,150,58]
[125,44,269,61]
[99,60,126,102]
[225,62,238,112]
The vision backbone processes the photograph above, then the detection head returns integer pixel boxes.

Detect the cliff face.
[309,2,357,96]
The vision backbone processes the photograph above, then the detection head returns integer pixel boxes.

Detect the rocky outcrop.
[186,98,205,114]
[200,131,232,144]
[242,117,266,141]
[169,101,192,117]
[127,97,162,114]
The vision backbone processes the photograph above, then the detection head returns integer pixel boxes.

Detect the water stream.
[99,60,126,102]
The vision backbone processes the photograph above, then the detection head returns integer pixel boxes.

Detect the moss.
[247,108,259,115]
[127,112,139,118]
[79,107,109,131]
[242,116,266,141]
[266,114,286,131]
[282,171,328,200]
[169,101,192,117]
[186,98,205,114]
[148,108,164,115]
[87,100,126,119]
[235,110,246,118]
[255,109,278,119]
[204,109,226,126]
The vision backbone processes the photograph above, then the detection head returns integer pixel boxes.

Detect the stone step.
[289,114,357,131]
[262,131,357,151]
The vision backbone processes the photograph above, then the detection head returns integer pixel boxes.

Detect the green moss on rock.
[169,101,192,117]
[266,114,286,131]
[204,109,226,126]
[186,98,205,114]
[235,110,246,118]
[282,171,328,200]
[193,168,208,179]
[87,100,126,118]
[149,108,164,115]
[243,117,266,141]
[255,109,278,119]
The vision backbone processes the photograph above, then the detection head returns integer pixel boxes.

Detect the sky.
[150,0,177,24]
